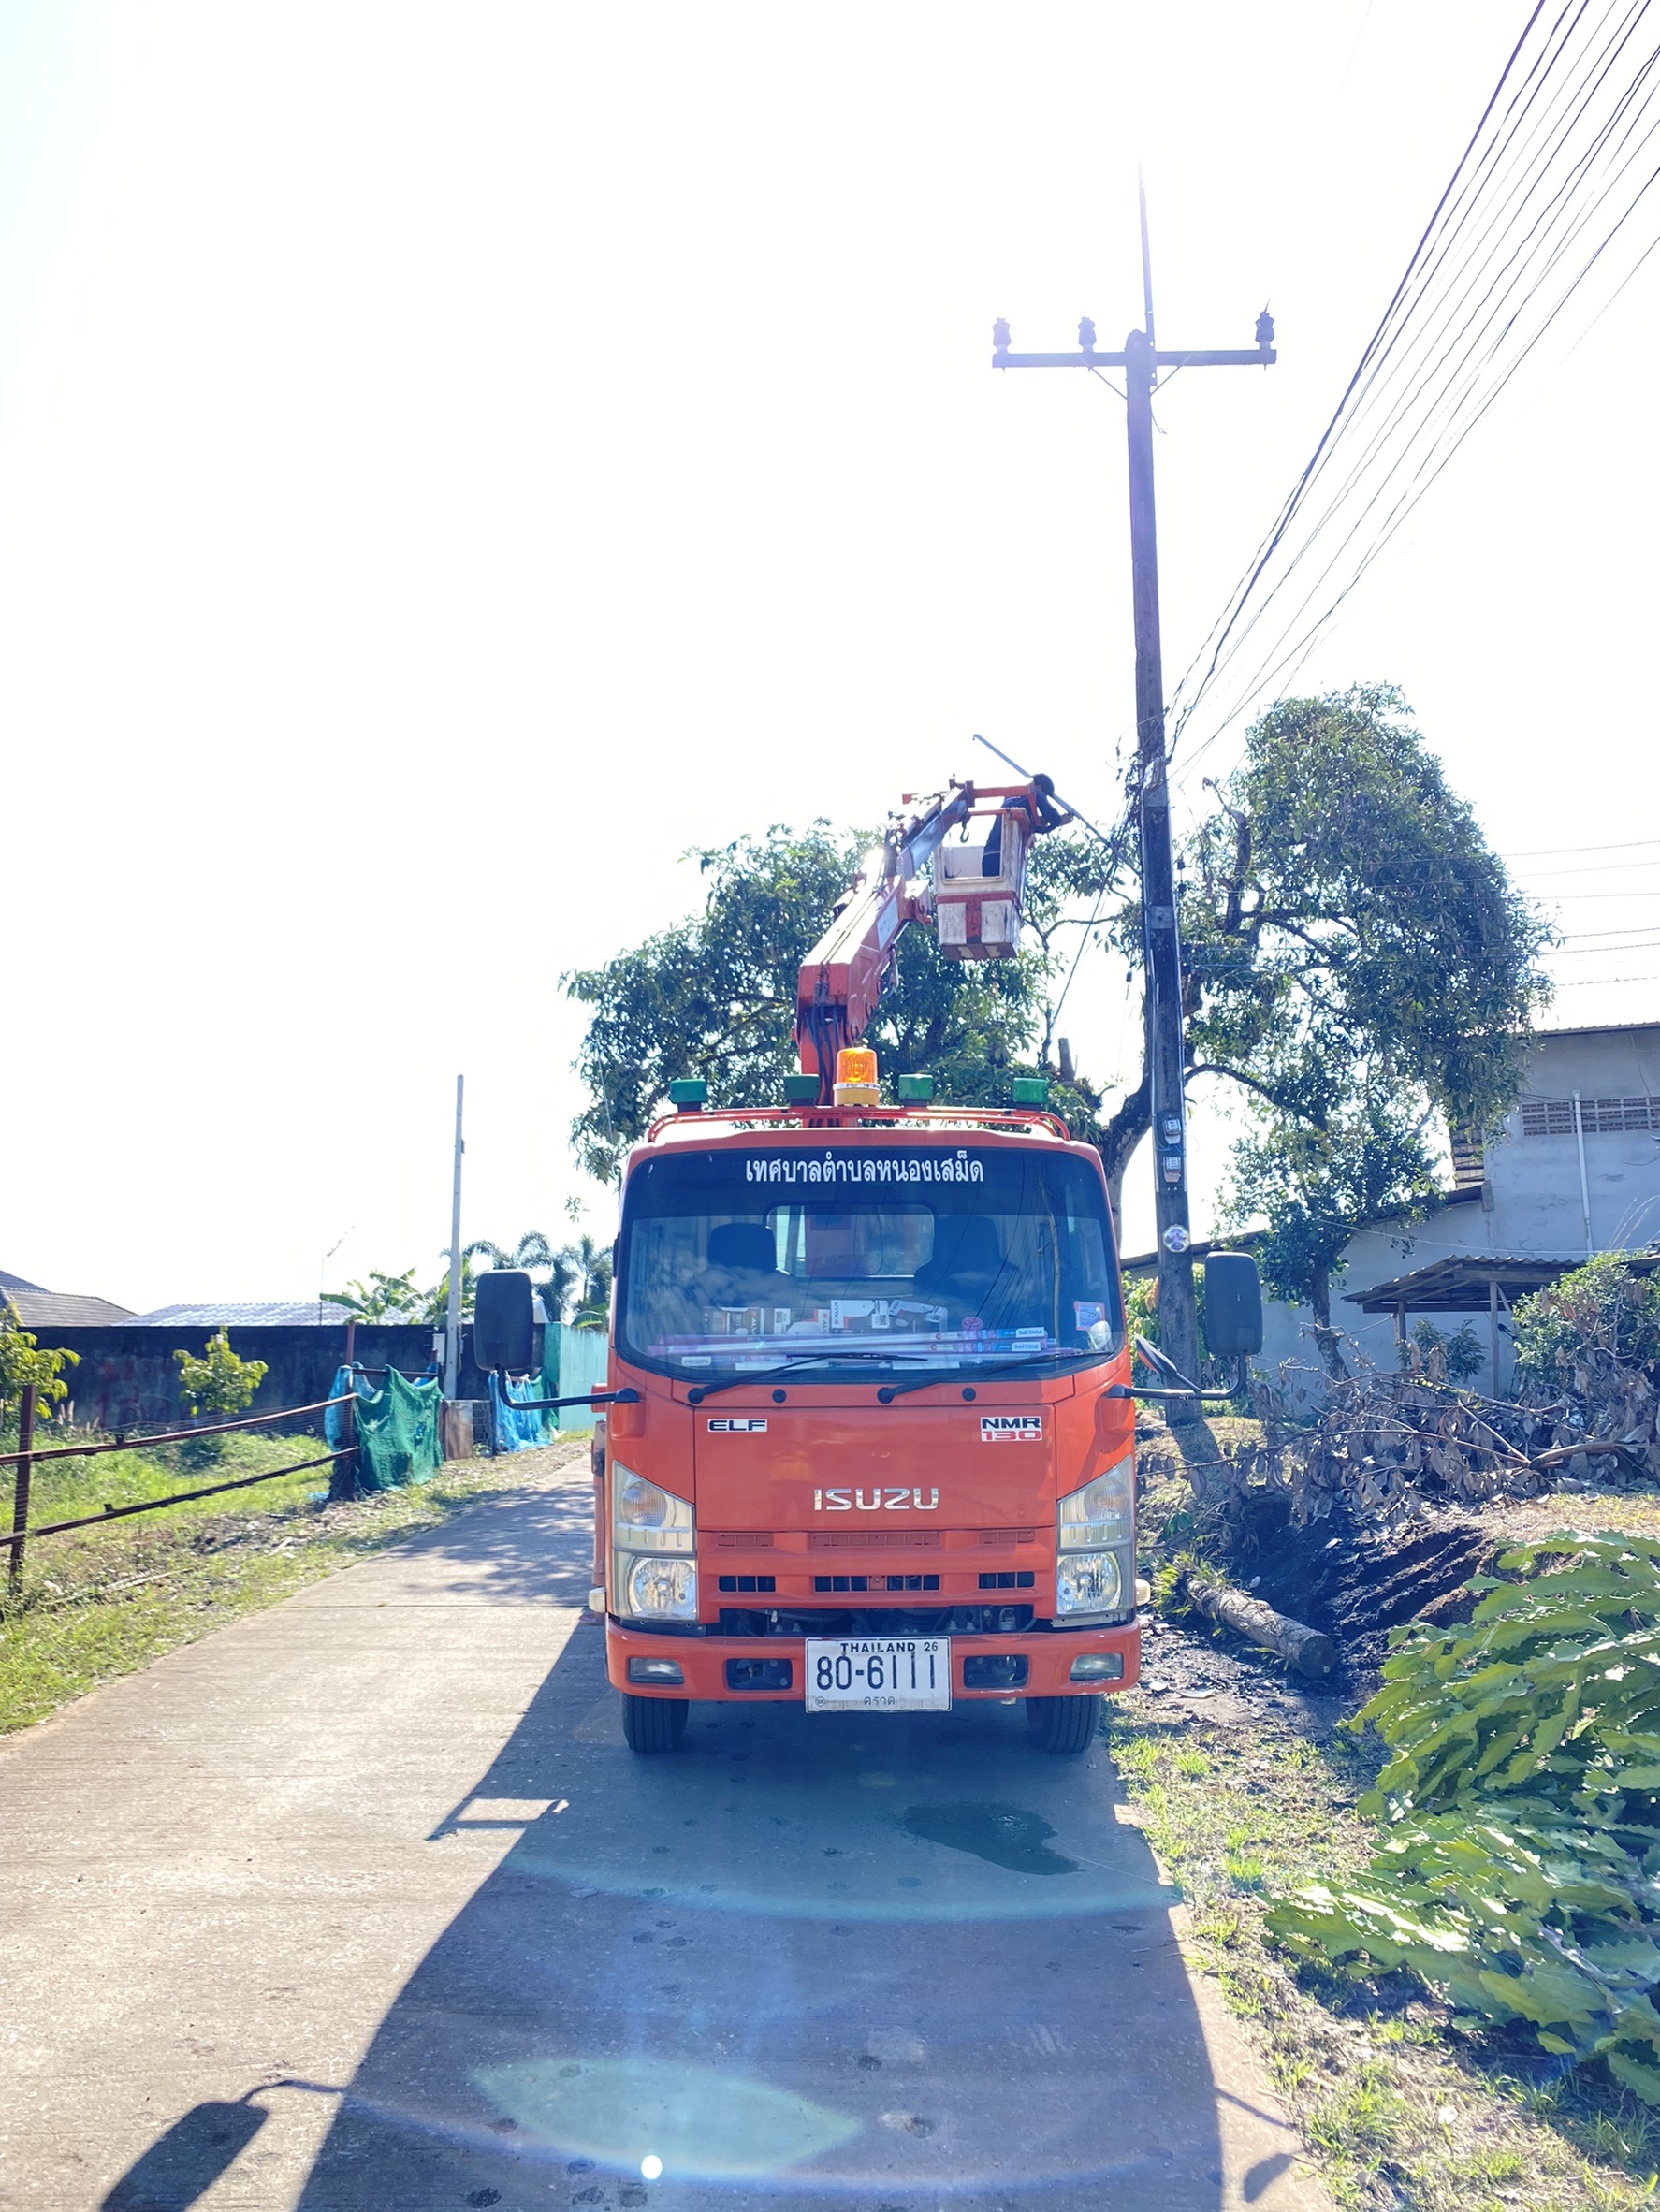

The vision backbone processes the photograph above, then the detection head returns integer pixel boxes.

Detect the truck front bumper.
[604,1618,1140,1701]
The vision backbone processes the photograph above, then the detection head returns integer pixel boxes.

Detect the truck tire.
[622,1694,690,1754]
[1026,1693,1101,1754]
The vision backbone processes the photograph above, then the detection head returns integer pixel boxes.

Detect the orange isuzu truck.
[593,1084,1142,1753]
[473,770,1262,1754]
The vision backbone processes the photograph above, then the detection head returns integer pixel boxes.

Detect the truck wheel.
[1026,1694,1101,1754]
[622,1694,690,1754]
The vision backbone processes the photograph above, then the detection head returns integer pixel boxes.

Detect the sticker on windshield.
[981,1415,1043,1442]
[1074,1302,1107,1329]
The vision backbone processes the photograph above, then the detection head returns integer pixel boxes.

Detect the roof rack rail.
[644,1101,1072,1143]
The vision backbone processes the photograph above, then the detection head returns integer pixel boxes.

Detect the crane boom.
[794,775,1070,1098]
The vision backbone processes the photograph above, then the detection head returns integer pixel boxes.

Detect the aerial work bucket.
[934,802,1032,960]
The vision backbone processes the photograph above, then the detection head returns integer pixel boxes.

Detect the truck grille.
[716,1604,1036,1637]
[813,1573,939,1594]
[808,1531,942,1550]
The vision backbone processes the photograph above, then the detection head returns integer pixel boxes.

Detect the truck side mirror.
[1203,1252,1263,1359]
[474,1269,536,1374]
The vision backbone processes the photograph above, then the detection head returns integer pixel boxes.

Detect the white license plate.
[804,1636,951,1712]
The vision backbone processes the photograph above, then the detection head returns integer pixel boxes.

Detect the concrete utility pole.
[444,1074,465,1401]
[992,186,1275,1404]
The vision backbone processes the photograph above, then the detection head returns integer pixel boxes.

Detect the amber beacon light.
[834,1047,881,1107]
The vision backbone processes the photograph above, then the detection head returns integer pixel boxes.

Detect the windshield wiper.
[685,1351,902,1404]
[875,1348,1096,1403]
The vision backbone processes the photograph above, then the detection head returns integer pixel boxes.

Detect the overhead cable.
[1163,0,1660,782]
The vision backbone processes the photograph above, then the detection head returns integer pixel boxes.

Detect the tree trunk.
[1187,1578,1336,1679]
[1099,1067,1152,1240]
[1309,1265,1349,1381]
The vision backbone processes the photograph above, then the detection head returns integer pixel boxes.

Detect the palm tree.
[322,1270,424,1322]
[563,1234,613,1330]
[464,1232,578,1328]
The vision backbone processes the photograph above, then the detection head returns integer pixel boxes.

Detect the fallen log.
[1186,1578,1337,1680]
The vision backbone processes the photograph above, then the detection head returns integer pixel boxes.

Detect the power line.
[1162,0,1660,779]
[1552,948,1660,958]
[1177,8,1660,739]
[1512,855,1660,875]
[1162,0,1554,741]
[1507,834,1660,856]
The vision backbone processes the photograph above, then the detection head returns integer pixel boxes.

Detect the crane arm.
[794,775,1069,1098]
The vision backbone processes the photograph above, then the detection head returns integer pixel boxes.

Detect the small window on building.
[1449,1124,1485,1188]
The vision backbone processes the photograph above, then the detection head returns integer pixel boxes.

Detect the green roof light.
[667,1078,707,1110]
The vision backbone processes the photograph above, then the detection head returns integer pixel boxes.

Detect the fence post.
[331,1320,359,1503]
[8,1383,36,1594]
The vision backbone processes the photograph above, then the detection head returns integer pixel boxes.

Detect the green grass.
[0,1429,586,1734]
[1103,1699,1660,2211]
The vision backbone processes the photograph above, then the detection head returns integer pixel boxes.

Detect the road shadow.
[100,2098,269,2210]
[284,1635,1232,2210]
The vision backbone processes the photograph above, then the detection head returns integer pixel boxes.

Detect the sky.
[3,0,1658,1313]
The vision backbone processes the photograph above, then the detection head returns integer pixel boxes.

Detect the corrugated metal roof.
[1346,1251,1660,1312]
[126,1302,363,1329]
[5,1289,137,1328]
[1534,1020,1660,1041]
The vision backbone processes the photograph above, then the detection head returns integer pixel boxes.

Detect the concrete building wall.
[1255,1024,1660,1399]
[1484,1026,1660,1259]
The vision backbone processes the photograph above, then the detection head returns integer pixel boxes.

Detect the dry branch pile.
[1201,1337,1660,1535]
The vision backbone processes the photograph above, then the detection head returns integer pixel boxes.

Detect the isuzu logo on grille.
[981,1415,1043,1441]
[815,1487,939,1512]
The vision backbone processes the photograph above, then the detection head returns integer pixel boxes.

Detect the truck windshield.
[616,1140,1122,1382]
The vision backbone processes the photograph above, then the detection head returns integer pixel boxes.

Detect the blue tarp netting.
[326,1366,443,1490]
[489,1372,547,1452]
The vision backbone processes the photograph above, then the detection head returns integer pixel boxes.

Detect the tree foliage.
[323,1270,428,1323]
[561,822,1112,1182]
[558,691,1546,1306]
[174,1332,269,1419]
[0,1300,78,1418]
[1225,1084,1443,1373]
[1194,688,1549,1334]
[1269,1538,1660,2104]
[1512,1255,1660,1398]
[561,1234,614,1328]
[1411,1317,1485,1385]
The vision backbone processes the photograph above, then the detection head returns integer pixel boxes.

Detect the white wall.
[1255,1025,1660,1399]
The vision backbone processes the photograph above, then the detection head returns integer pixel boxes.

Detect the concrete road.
[2,1452,1326,2212]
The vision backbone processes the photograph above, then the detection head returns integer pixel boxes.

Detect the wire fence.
[1,1387,358,1592]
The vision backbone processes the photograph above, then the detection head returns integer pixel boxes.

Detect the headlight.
[612,1463,697,1621]
[1057,1451,1134,1549]
[1056,1549,1123,1617]
[625,1554,698,1620]
[614,1464,694,1552]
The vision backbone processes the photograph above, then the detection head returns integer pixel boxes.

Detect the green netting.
[328,1365,442,1490]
